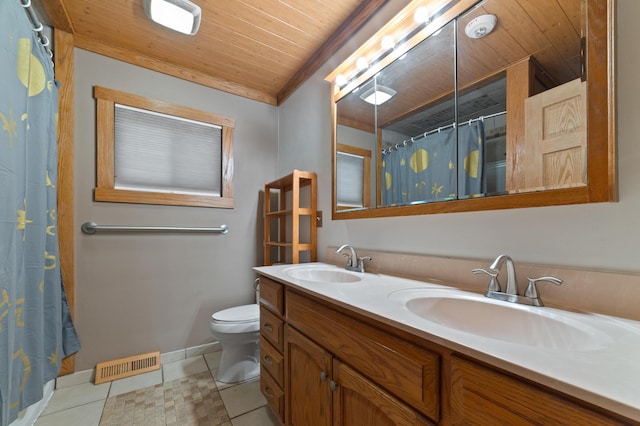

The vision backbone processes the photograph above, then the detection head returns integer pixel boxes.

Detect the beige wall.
[74,49,279,370]
[279,0,640,275]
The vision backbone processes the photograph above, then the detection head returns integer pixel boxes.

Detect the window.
[94,86,234,208]
[336,143,370,209]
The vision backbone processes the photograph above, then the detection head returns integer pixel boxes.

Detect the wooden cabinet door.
[332,360,433,426]
[520,78,587,192]
[285,325,332,426]
[450,355,627,425]
[286,289,440,421]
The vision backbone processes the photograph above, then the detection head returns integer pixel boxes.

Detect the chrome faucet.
[489,254,518,295]
[336,244,371,273]
[473,254,563,307]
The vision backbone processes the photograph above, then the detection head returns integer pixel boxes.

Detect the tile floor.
[34,351,280,426]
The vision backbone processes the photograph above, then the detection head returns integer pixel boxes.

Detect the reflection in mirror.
[377,20,456,206]
[336,79,376,211]
[329,0,611,219]
[336,143,371,210]
[457,0,586,195]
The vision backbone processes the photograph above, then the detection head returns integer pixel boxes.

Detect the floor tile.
[41,382,110,416]
[55,369,94,389]
[219,379,266,418]
[231,406,280,426]
[35,400,105,426]
[38,353,268,424]
[100,372,230,426]
[108,368,163,396]
[162,355,210,382]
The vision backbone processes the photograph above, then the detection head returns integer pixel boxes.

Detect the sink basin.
[388,288,609,351]
[284,266,363,283]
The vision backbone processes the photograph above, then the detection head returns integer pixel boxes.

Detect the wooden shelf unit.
[263,170,317,265]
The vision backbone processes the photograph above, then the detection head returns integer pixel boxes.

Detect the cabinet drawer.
[260,306,284,352]
[286,289,440,422]
[259,276,284,315]
[260,337,284,387]
[260,367,284,423]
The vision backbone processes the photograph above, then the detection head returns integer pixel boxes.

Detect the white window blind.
[336,151,364,207]
[114,104,222,196]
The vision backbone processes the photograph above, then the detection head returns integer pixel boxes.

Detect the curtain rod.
[20,0,53,61]
[81,222,230,235]
[382,110,506,155]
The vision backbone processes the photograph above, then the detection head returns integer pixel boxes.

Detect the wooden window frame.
[94,86,235,208]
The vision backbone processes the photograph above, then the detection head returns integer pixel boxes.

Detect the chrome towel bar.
[81,222,229,235]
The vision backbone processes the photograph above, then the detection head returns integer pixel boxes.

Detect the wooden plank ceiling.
[337,0,583,132]
[42,0,390,105]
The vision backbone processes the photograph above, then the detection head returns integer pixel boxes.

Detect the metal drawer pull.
[262,323,273,332]
[263,355,274,366]
[320,371,328,382]
[263,387,274,399]
[329,380,338,391]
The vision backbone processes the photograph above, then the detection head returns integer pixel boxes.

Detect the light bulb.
[356,57,368,70]
[335,75,348,87]
[381,35,395,50]
[414,6,430,24]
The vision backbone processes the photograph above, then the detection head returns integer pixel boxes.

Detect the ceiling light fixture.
[330,0,451,92]
[359,85,397,106]
[143,0,202,35]
[464,14,497,39]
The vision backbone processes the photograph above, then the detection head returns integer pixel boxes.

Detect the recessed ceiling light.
[143,0,202,35]
[359,86,397,106]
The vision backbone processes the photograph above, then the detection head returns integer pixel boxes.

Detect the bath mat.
[99,371,231,425]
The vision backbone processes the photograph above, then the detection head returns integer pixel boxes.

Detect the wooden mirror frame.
[327,0,615,220]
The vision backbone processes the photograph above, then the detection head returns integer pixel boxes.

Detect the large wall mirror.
[328,0,614,219]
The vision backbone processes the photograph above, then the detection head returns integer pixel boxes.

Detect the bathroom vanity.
[254,262,640,425]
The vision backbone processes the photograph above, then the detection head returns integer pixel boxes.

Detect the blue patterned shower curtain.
[0,2,80,424]
[382,122,485,206]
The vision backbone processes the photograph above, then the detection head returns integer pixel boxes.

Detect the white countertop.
[254,262,640,422]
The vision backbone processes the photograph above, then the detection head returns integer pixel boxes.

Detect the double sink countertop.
[254,262,640,422]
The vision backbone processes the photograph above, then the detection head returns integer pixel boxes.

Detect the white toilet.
[209,289,260,384]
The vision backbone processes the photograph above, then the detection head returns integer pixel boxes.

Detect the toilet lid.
[212,304,259,323]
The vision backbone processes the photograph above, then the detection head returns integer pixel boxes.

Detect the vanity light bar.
[330,0,468,96]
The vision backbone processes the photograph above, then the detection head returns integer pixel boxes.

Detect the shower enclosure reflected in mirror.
[328,0,614,219]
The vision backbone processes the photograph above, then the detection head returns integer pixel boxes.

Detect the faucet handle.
[357,256,372,271]
[472,268,501,292]
[340,252,353,266]
[524,276,563,301]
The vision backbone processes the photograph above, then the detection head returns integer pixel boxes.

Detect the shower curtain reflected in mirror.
[0,2,80,424]
[382,121,485,206]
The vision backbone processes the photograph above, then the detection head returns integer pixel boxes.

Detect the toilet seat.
[211,304,259,324]
[210,304,260,334]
